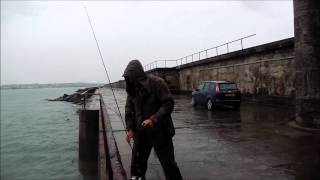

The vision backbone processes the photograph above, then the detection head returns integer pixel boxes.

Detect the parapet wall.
[110,38,295,105]
[145,68,180,93]
[148,38,296,105]
[179,38,295,94]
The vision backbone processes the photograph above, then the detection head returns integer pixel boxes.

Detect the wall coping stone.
[176,37,294,70]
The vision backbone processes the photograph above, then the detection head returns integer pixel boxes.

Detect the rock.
[47,87,98,104]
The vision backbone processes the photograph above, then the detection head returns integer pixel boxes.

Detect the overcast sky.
[1,1,294,85]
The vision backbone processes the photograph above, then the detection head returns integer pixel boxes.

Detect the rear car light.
[215,84,220,92]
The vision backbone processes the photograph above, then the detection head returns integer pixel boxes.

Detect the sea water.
[1,87,84,180]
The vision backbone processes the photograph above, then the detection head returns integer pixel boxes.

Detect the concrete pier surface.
[98,87,320,180]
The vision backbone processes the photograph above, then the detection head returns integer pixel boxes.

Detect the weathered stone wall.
[294,0,320,128]
[178,38,295,101]
[141,38,295,104]
[109,80,126,89]
[112,38,295,105]
[147,68,180,93]
[109,68,180,92]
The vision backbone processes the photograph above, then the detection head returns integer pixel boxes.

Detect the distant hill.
[0,83,105,90]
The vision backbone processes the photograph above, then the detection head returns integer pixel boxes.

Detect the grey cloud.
[2,1,43,16]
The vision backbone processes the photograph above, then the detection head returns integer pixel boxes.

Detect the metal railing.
[143,34,256,71]
[143,60,177,71]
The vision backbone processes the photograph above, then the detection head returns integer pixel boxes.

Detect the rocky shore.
[47,87,98,104]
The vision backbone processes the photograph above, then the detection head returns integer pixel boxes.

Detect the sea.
[1,87,86,180]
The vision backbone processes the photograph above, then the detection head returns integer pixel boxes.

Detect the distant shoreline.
[0,83,104,90]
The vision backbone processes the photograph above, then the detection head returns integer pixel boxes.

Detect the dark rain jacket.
[123,60,175,138]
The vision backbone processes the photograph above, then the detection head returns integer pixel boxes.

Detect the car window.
[203,82,213,92]
[209,83,214,91]
[198,83,204,90]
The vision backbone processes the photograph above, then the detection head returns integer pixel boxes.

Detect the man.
[123,60,182,180]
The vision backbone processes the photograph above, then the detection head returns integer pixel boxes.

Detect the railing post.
[216,47,218,56]
[83,95,86,110]
[227,43,229,53]
[199,52,201,60]
[206,50,208,58]
[192,54,194,62]
[241,39,243,50]
[165,60,167,67]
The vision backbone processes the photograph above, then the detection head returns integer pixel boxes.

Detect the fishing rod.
[83,6,132,148]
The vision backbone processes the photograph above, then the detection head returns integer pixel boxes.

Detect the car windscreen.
[219,83,237,90]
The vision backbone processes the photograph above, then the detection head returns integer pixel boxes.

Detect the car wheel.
[191,97,196,106]
[207,99,213,111]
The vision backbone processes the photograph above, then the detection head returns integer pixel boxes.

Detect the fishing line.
[83,6,132,148]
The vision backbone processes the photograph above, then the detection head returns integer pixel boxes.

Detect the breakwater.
[47,87,98,104]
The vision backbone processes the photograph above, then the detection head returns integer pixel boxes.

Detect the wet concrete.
[97,88,320,180]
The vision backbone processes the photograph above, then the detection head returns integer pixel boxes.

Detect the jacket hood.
[123,60,147,82]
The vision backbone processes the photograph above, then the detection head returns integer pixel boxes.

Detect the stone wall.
[111,38,295,105]
[109,80,126,89]
[178,38,295,98]
[146,68,180,93]
[146,38,296,105]
[293,0,320,128]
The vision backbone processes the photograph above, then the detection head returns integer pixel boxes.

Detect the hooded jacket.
[123,60,175,138]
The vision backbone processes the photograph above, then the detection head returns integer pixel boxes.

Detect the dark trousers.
[131,128,182,180]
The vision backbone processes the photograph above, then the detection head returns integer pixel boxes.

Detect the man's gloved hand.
[141,119,155,128]
[126,129,134,143]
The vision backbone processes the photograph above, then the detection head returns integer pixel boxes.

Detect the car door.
[199,82,210,105]
[205,82,214,100]
[193,82,204,104]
